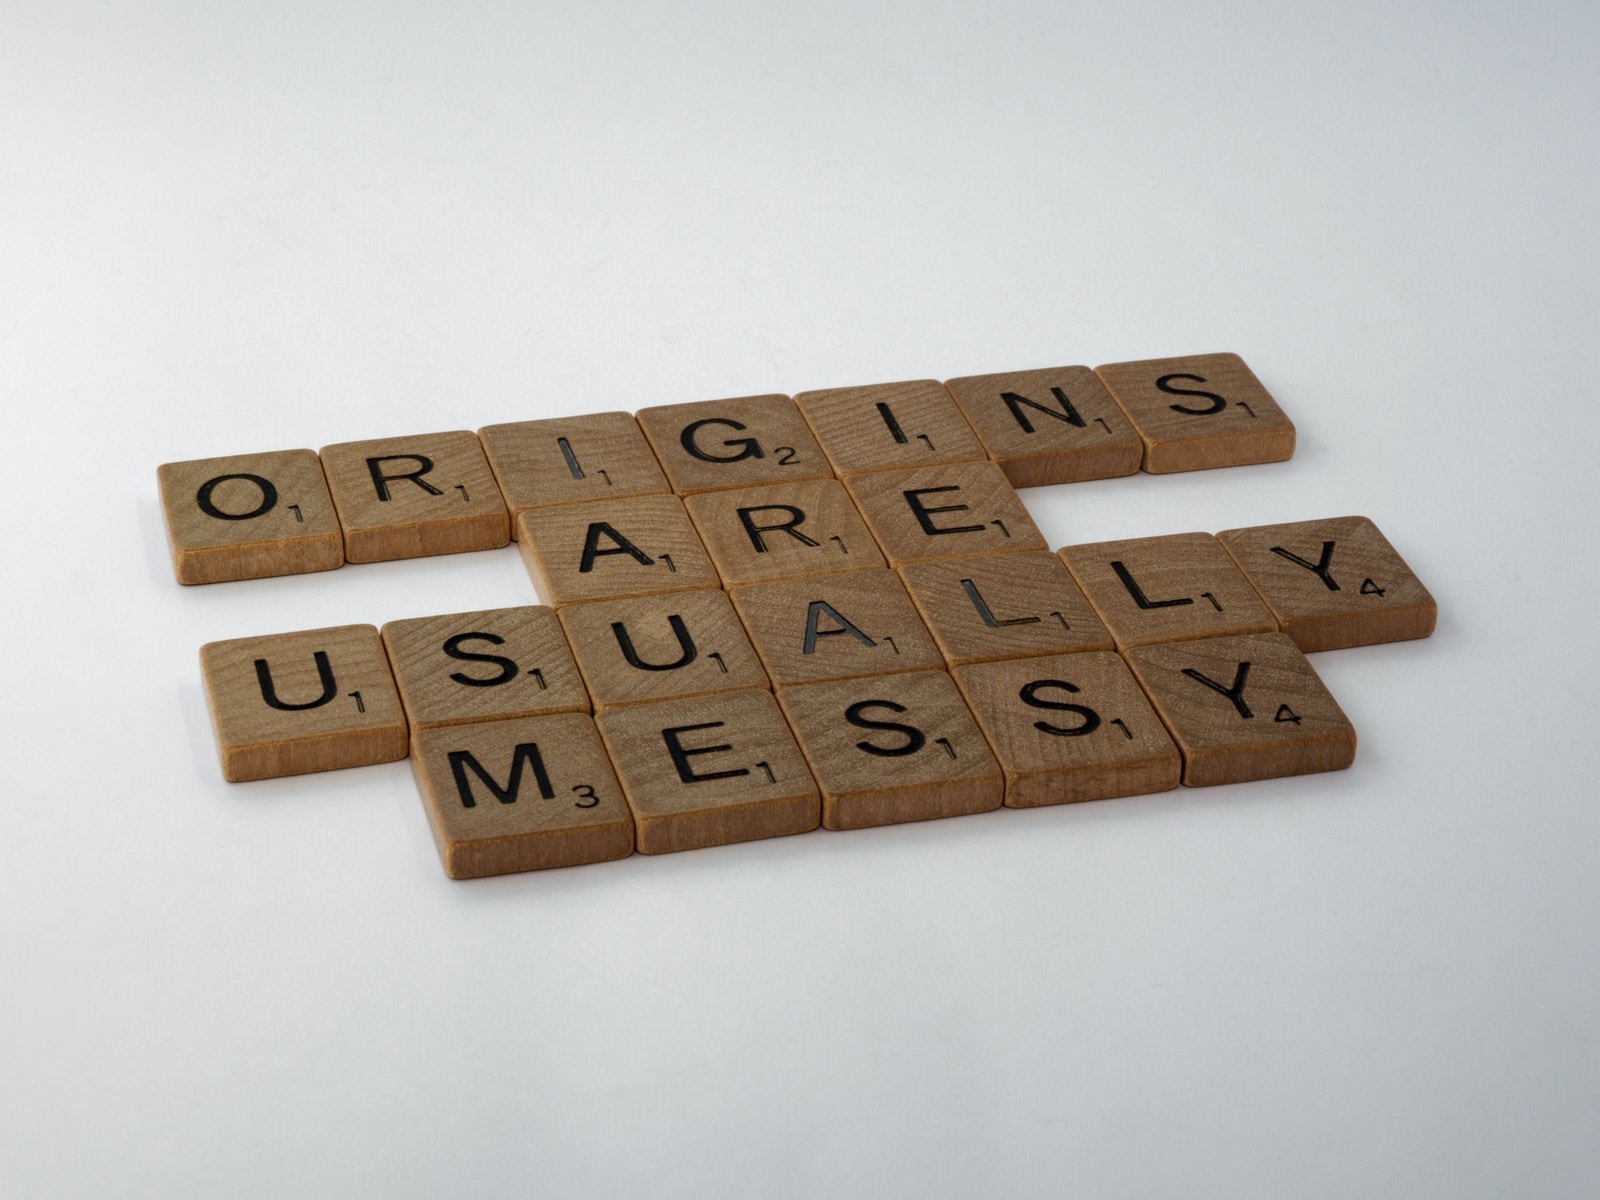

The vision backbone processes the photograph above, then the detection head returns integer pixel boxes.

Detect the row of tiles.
[203,518,1434,777]
[208,626,1355,878]
[159,352,1294,584]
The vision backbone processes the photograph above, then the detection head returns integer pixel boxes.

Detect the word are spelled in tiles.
[164,351,1437,879]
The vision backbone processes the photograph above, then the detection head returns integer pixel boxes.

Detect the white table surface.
[4,2,1597,1195]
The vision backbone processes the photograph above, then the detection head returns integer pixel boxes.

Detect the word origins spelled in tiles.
[319,431,510,563]
[165,352,1436,879]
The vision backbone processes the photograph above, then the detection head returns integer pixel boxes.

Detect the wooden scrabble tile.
[683,478,885,586]
[380,606,589,732]
[1122,632,1356,786]
[1094,352,1294,473]
[558,588,769,711]
[319,431,510,562]
[515,495,720,606]
[157,449,344,584]
[728,569,945,688]
[793,379,987,477]
[943,366,1144,487]
[845,461,1046,566]
[1216,515,1437,652]
[952,652,1180,807]
[1059,532,1278,650]
[777,670,1003,830]
[200,624,408,782]
[478,412,670,533]
[411,713,634,879]
[635,394,832,495]
[897,551,1114,666]
[596,689,820,853]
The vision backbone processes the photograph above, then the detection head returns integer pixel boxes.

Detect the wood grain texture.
[845,460,1046,566]
[158,449,344,584]
[200,624,408,782]
[943,366,1144,487]
[596,689,820,854]
[319,431,510,562]
[411,713,634,879]
[1059,532,1278,650]
[684,478,884,585]
[558,588,769,711]
[1217,515,1437,652]
[515,494,720,606]
[635,394,831,495]
[897,550,1113,666]
[793,378,987,477]
[952,652,1180,807]
[728,569,944,687]
[1094,352,1294,473]
[1122,632,1356,786]
[380,606,589,732]
[776,669,1003,831]
[478,412,670,533]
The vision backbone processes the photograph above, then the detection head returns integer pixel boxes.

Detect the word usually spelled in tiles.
[1123,632,1356,786]
[944,366,1144,487]
[558,588,769,710]
[1060,532,1278,650]
[319,431,510,562]
[778,670,1004,830]
[846,460,1046,566]
[596,689,820,853]
[635,394,831,494]
[380,606,589,732]
[158,449,344,584]
[411,713,634,878]
[684,478,885,585]
[478,412,670,531]
[953,652,1181,807]
[729,569,944,687]
[516,495,721,606]
[897,551,1113,666]
[201,624,408,782]
[1217,516,1437,652]
[1094,352,1295,473]
[794,379,987,477]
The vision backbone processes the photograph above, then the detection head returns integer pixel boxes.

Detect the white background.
[3,2,1597,1195]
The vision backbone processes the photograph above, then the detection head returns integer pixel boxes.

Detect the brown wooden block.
[596,689,820,853]
[558,589,769,711]
[635,394,831,495]
[411,713,634,879]
[683,478,885,586]
[952,652,1180,807]
[846,461,1046,566]
[1122,632,1356,786]
[897,551,1114,666]
[515,495,720,607]
[728,569,944,688]
[943,366,1144,487]
[319,431,510,562]
[793,379,987,477]
[200,624,408,782]
[1059,533,1278,650]
[1216,516,1437,652]
[777,670,1003,830]
[1094,352,1294,473]
[380,606,589,732]
[478,412,670,533]
[157,449,344,584]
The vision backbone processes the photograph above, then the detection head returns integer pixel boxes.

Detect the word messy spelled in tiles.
[161,353,1438,879]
